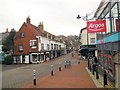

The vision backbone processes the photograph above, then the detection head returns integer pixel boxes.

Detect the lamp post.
[77,14,90,69]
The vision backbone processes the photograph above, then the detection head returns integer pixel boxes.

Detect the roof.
[94,0,109,18]
[94,0,118,19]
[14,19,64,43]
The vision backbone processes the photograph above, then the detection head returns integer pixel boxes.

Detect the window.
[18,45,23,52]
[56,44,58,50]
[41,43,44,51]
[38,37,41,43]
[59,45,61,50]
[90,38,95,44]
[47,44,49,50]
[51,44,53,50]
[54,44,56,50]
[30,40,37,48]
[20,32,25,38]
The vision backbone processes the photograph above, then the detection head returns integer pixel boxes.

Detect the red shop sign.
[100,38,104,43]
[87,20,106,33]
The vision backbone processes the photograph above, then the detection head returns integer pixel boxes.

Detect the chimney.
[38,22,44,31]
[6,28,8,33]
[26,16,31,24]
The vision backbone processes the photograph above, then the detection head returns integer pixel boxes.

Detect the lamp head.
[77,15,81,19]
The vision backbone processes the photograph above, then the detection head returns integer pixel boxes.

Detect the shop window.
[32,54,37,62]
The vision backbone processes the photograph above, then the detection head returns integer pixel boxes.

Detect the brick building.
[13,17,66,64]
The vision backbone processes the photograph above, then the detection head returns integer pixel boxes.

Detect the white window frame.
[30,40,37,49]
[90,38,95,44]
[18,45,23,52]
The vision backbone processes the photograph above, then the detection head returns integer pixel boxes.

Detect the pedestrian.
[71,52,74,57]
[94,56,98,64]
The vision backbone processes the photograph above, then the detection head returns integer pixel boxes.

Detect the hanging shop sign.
[87,20,106,33]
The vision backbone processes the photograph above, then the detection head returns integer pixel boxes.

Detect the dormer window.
[20,32,25,38]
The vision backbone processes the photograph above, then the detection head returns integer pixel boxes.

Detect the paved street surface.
[2,53,78,88]
[2,52,99,88]
[23,60,96,88]
[2,64,31,71]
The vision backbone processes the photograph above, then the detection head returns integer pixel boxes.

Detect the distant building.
[2,28,9,42]
[13,17,66,64]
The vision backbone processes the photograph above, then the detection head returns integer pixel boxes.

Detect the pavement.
[2,52,116,89]
[22,52,99,88]
[23,61,96,88]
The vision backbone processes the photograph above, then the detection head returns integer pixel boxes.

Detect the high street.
[2,53,78,88]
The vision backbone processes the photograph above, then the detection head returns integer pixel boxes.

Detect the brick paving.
[23,52,96,88]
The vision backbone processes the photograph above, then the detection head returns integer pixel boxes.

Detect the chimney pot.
[26,16,31,24]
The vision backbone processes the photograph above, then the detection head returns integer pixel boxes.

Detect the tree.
[4,55,13,65]
[2,29,16,53]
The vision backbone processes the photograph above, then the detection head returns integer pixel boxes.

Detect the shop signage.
[100,38,104,43]
[87,20,106,33]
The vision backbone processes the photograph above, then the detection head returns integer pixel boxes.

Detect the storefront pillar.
[115,63,120,88]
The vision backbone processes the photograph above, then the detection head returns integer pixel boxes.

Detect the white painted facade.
[80,28,96,45]
[36,35,66,51]
[25,55,29,63]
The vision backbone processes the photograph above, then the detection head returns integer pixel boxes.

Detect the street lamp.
[77,14,90,69]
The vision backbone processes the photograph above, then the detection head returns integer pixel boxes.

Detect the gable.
[14,22,40,40]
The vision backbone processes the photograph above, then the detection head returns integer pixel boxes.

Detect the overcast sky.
[0,0,101,36]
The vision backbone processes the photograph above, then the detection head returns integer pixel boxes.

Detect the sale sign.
[87,20,106,33]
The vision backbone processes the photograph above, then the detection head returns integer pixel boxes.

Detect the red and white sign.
[87,20,106,33]
[100,38,104,43]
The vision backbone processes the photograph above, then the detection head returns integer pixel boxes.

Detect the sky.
[0,0,101,36]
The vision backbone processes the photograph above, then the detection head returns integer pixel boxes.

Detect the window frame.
[20,32,25,38]
[18,45,23,52]
[30,40,37,49]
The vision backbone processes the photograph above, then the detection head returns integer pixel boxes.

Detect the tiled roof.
[25,23,40,36]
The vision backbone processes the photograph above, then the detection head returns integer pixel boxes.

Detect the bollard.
[96,66,99,79]
[103,70,108,86]
[51,65,54,76]
[90,64,91,72]
[64,61,66,68]
[78,61,80,64]
[92,64,94,75]
[59,63,61,71]
[33,70,36,86]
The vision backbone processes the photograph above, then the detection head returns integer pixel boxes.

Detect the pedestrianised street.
[2,52,96,88]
